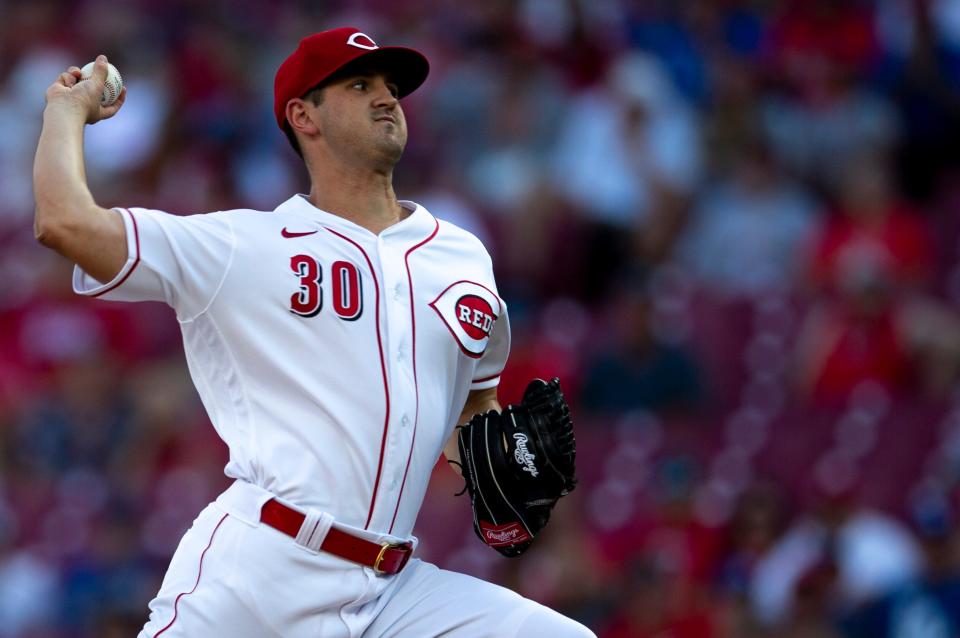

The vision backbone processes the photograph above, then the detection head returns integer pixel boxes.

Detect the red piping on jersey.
[325,227,390,530]
[153,513,228,637]
[432,280,504,315]
[428,280,504,360]
[473,370,504,384]
[92,208,141,298]
[389,218,440,534]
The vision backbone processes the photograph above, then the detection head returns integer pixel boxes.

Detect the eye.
[351,79,367,91]
[387,83,399,98]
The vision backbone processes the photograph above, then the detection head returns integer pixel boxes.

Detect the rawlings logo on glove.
[480,522,531,546]
[513,433,539,477]
[457,378,577,557]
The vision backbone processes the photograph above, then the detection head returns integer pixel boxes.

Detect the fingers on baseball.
[59,72,77,87]
[101,86,126,118]
[93,55,109,81]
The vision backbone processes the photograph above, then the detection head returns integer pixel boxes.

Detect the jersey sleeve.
[471,292,511,391]
[72,206,235,321]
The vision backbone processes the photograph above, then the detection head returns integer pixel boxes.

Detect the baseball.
[79,60,123,106]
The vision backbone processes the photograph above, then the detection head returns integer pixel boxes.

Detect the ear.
[285,98,321,140]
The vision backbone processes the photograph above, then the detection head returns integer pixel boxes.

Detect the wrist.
[43,99,88,123]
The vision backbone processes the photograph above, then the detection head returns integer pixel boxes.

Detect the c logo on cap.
[347,33,379,50]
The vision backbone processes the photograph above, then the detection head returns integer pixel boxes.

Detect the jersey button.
[393,283,402,300]
[401,415,410,427]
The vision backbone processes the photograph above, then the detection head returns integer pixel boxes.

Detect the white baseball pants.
[137,482,595,637]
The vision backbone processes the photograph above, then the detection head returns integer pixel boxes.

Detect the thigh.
[363,559,595,638]
[139,503,373,638]
[138,504,266,638]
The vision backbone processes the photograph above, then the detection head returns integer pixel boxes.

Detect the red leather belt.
[260,499,413,575]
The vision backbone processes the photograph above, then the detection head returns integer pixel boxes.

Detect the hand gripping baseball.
[45,55,126,124]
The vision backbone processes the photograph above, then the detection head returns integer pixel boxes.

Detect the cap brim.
[331,47,429,99]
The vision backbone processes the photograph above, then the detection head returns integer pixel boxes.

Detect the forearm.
[33,103,96,243]
[33,102,126,281]
[444,387,501,469]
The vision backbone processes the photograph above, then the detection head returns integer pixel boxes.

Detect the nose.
[370,76,398,109]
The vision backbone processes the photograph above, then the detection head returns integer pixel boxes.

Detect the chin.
[375,138,405,166]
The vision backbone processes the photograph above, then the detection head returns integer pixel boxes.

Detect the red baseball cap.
[273,27,430,131]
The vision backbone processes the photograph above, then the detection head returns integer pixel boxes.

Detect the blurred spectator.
[877,0,960,57]
[677,140,817,298]
[767,0,878,73]
[623,2,716,106]
[0,547,60,636]
[836,487,960,638]
[717,482,790,600]
[464,60,567,214]
[59,509,155,634]
[597,456,724,638]
[15,354,129,477]
[877,0,960,198]
[762,0,898,191]
[750,488,923,630]
[599,558,719,638]
[806,154,933,294]
[701,54,766,179]
[495,182,588,300]
[779,558,844,638]
[551,50,701,296]
[793,292,960,403]
[793,154,945,404]
[579,279,704,416]
[793,283,914,405]
[0,47,74,230]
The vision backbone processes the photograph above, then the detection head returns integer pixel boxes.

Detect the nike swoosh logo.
[281,228,318,238]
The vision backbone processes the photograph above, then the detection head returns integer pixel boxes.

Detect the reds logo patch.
[456,295,494,339]
[430,281,502,358]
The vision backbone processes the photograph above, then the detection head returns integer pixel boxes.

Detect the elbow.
[33,196,89,251]
[33,213,62,249]
[33,208,76,254]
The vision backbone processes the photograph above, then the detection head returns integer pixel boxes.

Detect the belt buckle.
[374,541,412,575]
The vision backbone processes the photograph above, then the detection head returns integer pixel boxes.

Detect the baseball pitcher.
[33,27,589,638]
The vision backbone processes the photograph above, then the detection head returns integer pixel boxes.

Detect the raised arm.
[33,55,128,283]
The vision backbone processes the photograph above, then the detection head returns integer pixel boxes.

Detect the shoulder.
[127,206,271,223]
[403,199,492,258]
[434,217,493,264]
[123,206,283,245]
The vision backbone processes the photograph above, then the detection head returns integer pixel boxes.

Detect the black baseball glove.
[456,378,577,557]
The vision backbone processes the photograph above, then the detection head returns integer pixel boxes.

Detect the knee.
[515,605,596,638]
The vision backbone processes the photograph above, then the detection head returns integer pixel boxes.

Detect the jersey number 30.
[289,255,363,320]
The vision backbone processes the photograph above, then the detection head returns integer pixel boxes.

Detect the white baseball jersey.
[73,194,510,537]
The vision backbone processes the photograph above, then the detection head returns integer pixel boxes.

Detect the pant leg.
[138,502,378,638]
[137,503,268,638]
[361,559,596,638]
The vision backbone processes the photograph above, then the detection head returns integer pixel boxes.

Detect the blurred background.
[2,0,960,635]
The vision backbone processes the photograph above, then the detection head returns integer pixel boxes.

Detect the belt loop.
[294,508,334,553]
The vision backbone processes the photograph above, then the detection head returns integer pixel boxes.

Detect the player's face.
[314,69,407,170]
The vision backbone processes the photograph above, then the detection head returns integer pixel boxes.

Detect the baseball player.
[34,27,591,638]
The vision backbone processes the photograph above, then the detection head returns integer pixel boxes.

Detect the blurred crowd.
[2,0,960,635]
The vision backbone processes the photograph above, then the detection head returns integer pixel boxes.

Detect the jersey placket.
[369,234,418,532]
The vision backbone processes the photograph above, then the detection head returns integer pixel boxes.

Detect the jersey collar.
[276,194,437,245]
